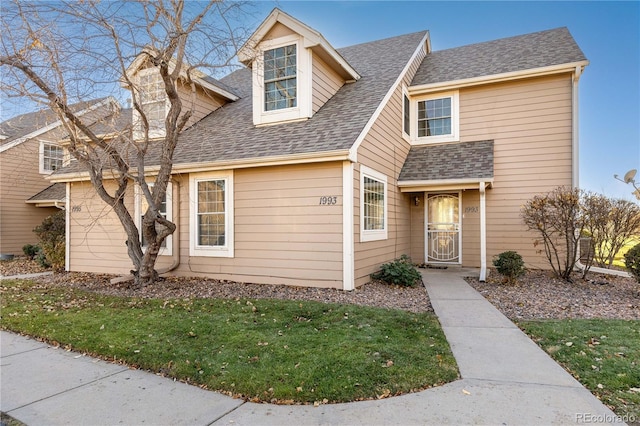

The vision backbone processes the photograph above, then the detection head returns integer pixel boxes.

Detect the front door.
[426,193,461,263]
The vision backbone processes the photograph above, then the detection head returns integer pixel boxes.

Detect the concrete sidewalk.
[0,269,625,425]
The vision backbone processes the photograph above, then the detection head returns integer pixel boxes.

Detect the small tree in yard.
[521,186,586,282]
[1,0,252,287]
[583,192,640,270]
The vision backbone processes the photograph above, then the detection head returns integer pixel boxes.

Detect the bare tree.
[1,0,252,287]
[583,192,640,270]
[521,186,587,282]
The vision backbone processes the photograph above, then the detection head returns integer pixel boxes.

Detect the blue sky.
[2,1,638,200]
[250,0,639,200]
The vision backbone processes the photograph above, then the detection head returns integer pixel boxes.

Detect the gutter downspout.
[479,181,487,281]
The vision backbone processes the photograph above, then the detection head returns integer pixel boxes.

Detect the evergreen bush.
[33,211,65,272]
[624,243,640,283]
[371,255,422,287]
[492,251,526,284]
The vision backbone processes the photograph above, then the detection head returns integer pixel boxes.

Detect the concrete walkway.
[0,269,625,425]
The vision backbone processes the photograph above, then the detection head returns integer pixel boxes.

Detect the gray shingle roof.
[0,98,109,147]
[412,27,587,86]
[170,31,428,166]
[399,140,494,182]
[27,183,66,202]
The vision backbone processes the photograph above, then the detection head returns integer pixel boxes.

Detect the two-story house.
[50,8,588,289]
[0,98,119,257]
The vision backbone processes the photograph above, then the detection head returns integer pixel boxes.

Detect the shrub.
[624,243,640,283]
[33,211,65,272]
[371,255,421,287]
[22,244,40,260]
[521,186,586,282]
[36,250,51,268]
[492,251,526,284]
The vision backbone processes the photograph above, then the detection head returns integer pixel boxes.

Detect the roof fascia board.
[409,60,589,95]
[238,8,360,81]
[398,178,493,192]
[49,150,352,183]
[348,31,430,162]
[123,51,238,102]
[0,97,116,154]
[195,78,239,101]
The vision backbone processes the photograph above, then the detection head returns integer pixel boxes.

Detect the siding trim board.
[409,61,588,95]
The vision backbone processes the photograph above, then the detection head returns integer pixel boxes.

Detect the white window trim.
[402,85,411,141]
[134,182,173,256]
[412,90,460,145]
[252,34,312,126]
[360,165,388,242]
[189,170,234,258]
[39,141,67,174]
[132,67,168,140]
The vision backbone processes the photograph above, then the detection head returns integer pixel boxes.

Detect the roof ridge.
[431,27,570,54]
[337,29,429,52]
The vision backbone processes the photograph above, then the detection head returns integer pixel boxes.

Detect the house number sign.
[319,196,338,205]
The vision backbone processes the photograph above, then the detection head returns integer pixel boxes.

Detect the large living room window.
[189,171,234,257]
[414,91,459,144]
[360,165,388,242]
[264,44,297,111]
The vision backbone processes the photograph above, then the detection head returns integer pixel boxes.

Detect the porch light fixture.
[414,196,420,206]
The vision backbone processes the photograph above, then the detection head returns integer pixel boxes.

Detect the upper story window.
[403,92,410,137]
[264,44,297,111]
[40,142,65,174]
[360,165,388,242]
[134,68,166,138]
[412,91,459,145]
[251,35,311,126]
[418,97,451,137]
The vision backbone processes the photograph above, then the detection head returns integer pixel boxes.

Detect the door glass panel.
[427,194,460,263]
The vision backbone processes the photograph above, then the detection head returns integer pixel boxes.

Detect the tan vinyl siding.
[68,180,175,274]
[263,22,297,40]
[312,53,344,114]
[69,181,129,273]
[174,162,344,288]
[0,135,65,254]
[177,81,225,128]
[459,74,574,269]
[353,45,426,287]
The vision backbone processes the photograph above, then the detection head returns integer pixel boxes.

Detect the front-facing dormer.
[238,8,360,126]
[123,51,240,140]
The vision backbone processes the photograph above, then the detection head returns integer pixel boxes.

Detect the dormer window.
[39,142,65,174]
[264,44,297,111]
[134,68,167,139]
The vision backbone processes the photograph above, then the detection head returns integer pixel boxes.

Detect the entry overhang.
[399,178,493,192]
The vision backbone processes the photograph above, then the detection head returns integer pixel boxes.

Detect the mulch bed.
[466,269,639,320]
[2,257,638,319]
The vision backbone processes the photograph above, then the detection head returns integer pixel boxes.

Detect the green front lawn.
[519,319,640,420]
[0,279,458,404]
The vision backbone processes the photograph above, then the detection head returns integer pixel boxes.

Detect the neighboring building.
[51,9,588,289]
[0,98,119,256]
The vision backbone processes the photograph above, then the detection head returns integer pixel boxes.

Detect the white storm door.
[426,193,461,263]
